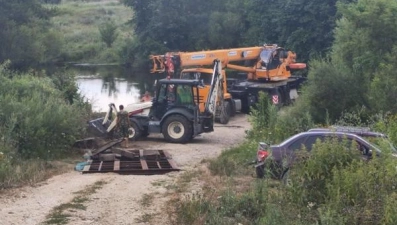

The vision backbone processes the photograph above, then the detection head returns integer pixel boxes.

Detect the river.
[71,65,162,112]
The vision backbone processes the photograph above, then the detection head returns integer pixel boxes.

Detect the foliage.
[333,0,397,78]
[208,141,257,177]
[0,63,89,159]
[99,20,119,48]
[123,0,347,66]
[247,91,313,144]
[288,0,397,124]
[285,138,397,225]
[369,46,397,113]
[286,138,362,206]
[0,0,61,68]
[300,58,368,122]
[49,0,133,64]
[169,181,280,225]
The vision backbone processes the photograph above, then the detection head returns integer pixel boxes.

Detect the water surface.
[71,65,161,112]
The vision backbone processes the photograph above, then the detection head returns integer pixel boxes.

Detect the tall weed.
[286,138,397,224]
[0,64,88,159]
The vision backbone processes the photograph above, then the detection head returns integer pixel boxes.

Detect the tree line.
[122,0,353,66]
[123,0,397,124]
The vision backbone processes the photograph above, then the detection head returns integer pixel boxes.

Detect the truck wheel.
[128,122,141,140]
[218,101,230,124]
[229,100,236,117]
[162,115,193,143]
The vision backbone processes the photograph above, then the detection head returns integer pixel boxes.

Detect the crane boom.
[150,44,306,81]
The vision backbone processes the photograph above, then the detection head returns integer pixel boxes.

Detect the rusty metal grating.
[82,149,179,174]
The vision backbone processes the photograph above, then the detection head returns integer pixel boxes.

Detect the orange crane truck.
[150,44,306,114]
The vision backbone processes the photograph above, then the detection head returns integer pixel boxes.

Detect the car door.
[283,134,324,166]
[287,134,324,151]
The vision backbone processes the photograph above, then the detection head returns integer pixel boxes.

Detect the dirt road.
[0,114,250,225]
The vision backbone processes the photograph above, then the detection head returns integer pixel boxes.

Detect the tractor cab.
[149,79,206,120]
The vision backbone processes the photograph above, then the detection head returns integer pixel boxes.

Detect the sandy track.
[0,114,250,225]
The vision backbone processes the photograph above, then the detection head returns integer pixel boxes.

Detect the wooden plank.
[142,150,160,156]
[83,160,92,172]
[91,139,123,156]
[157,161,162,169]
[140,150,149,170]
[114,160,120,171]
[162,151,178,169]
[112,148,139,158]
[98,161,103,171]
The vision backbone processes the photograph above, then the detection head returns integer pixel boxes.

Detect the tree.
[298,0,397,123]
[99,20,119,48]
[332,0,397,113]
[369,47,397,113]
[0,0,60,69]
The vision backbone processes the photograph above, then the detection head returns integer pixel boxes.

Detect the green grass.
[208,141,257,177]
[43,180,107,224]
[46,0,133,63]
[139,193,154,207]
[134,212,155,224]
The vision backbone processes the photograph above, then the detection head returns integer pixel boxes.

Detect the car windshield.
[362,136,397,153]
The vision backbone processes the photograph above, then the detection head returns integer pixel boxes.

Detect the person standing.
[116,104,131,148]
[140,91,152,102]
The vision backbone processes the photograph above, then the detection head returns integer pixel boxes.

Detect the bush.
[286,137,397,224]
[0,63,89,159]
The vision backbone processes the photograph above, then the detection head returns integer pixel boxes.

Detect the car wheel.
[255,165,265,178]
[162,115,193,143]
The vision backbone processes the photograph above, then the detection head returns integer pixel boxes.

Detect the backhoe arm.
[205,59,223,116]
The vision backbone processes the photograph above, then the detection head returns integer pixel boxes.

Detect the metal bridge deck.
[82,149,179,175]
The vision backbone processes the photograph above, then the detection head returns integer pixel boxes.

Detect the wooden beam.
[114,160,120,171]
[98,161,103,171]
[140,150,148,170]
[83,160,92,172]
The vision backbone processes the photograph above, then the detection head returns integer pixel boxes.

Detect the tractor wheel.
[162,115,193,143]
[218,101,231,124]
[128,121,141,141]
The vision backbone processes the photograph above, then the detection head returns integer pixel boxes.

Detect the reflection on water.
[71,65,161,112]
[77,77,141,112]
